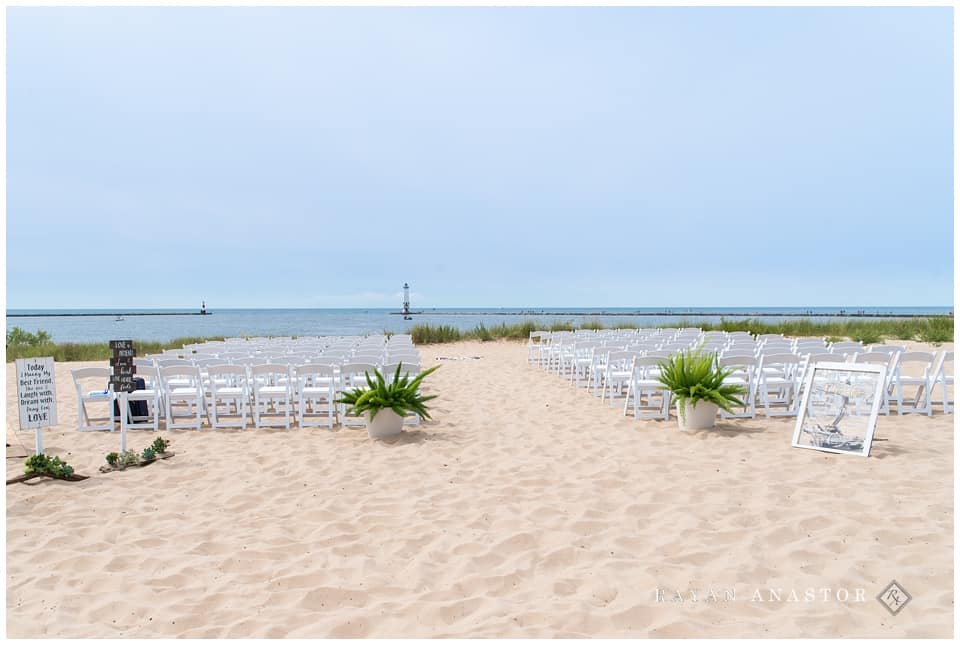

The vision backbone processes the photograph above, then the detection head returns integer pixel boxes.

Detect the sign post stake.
[119,391,128,453]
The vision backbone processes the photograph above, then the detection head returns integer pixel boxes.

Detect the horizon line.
[6,305,954,311]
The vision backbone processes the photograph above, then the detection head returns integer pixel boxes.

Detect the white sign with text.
[16,357,59,431]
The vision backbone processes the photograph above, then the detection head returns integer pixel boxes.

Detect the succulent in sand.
[117,450,140,469]
[24,454,75,479]
[150,437,169,454]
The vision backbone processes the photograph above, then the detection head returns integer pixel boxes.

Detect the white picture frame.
[792,362,886,457]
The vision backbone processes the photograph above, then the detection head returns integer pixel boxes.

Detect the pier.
[7,312,211,318]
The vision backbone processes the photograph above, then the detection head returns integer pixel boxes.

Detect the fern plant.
[336,363,440,421]
[656,349,746,422]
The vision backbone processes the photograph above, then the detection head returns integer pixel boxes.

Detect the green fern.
[336,363,440,421]
[656,349,747,421]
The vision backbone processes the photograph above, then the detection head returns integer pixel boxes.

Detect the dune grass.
[408,316,954,345]
[7,316,952,361]
[5,330,226,362]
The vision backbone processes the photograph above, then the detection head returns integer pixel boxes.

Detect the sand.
[5,340,954,637]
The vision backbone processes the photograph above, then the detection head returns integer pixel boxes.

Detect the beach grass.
[410,321,544,344]
[5,331,226,362]
[7,316,953,361]
[408,316,954,345]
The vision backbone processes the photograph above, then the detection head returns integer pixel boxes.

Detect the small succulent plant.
[24,454,75,479]
[117,450,140,469]
[150,437,169,454]
[105,452,119,467]
[141,447,156,461]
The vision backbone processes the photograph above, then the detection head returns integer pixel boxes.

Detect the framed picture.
[792,362,886,457]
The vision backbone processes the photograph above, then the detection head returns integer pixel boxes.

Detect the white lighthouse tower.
[402,283,411,316]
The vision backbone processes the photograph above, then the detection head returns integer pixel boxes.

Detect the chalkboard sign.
[109,339,137,393]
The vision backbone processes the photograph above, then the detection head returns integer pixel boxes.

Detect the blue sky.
[6,6,954,309]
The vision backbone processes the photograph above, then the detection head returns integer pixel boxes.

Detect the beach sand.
[5,340,954,637]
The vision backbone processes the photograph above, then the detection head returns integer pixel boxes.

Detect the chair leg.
[298,392,304,428]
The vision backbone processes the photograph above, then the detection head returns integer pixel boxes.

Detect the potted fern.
[336,363,440,439]
[657,348,746,430]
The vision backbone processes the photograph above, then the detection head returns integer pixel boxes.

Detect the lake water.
[5,307,953,343]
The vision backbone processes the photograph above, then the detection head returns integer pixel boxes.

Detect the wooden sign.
[109,340,137,393]
[15,357,58,454]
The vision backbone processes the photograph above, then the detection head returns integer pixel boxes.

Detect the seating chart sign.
[792,362,886,457]
[109,340,137,393]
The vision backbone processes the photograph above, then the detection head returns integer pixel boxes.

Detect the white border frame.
[791,361,886,458]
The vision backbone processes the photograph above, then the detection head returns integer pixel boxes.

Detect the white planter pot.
[676,400,719,430]
[364,409,404,439]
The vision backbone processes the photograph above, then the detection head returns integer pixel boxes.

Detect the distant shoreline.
[391,311,952,319]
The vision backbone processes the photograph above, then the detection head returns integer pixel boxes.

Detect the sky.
[6,6,954,309]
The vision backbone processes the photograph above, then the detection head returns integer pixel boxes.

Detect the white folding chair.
[623,357,671,421]
[852,352,900,415]
[71,367,116,431]
[829,341,864,355]
[527,331,548,365]
[570,341,600,388]
[161,365,206,430]
[587,348,613,397]
[893,352,936,416]
[121,365,163,433]
[931,351,954,414]
[250,364,293,430]
[718,354,756,419]
[156,357,193,368]
[294,364,337,428]
[866,344,907,356]
[206,364,250,430]
[600,350,640,405]
[756,353,802,417]
[337,362,378,427]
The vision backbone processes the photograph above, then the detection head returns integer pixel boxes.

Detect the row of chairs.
[529,328,912,367]
[151,334,419,367]
[72,359,423,433]
[527,329,954,421]
[618,349,953,421]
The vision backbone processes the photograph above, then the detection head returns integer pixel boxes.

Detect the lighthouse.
[402,283,411,316]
